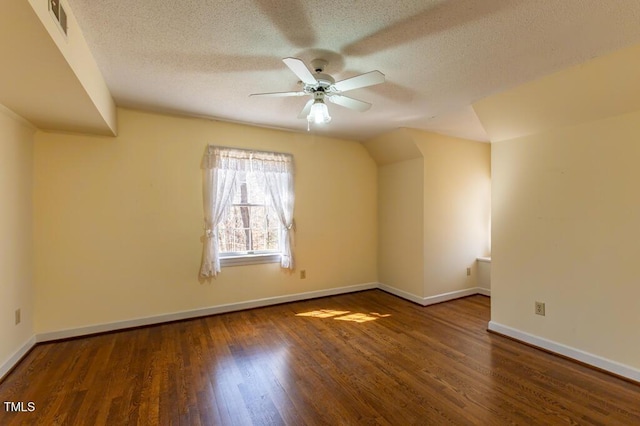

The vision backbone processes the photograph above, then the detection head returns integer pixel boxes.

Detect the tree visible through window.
[218,171,281,254]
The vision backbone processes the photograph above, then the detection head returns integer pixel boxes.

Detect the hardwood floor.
[1,290,639,425]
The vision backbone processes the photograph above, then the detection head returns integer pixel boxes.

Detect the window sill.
[220,253,281,267]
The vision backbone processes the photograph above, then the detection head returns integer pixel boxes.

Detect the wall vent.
[49,0,68,37]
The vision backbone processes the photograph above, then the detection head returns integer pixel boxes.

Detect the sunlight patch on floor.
[334,313,378,323]
[295,310,391,323]
[295,310,350,318]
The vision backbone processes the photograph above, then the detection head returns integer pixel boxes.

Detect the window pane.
[218,170,281,254]
[252,228,266,250]
[232,228,251,252]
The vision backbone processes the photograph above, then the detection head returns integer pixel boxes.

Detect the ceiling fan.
[250,57,385,127]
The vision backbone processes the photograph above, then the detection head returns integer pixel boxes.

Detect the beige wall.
[413,131,491,297]
[378,158,425,297]
[491,110,640,369]
[366,129,491,301]
[0,105,35,367]
[33,108,377,334]
[476,42,640,371]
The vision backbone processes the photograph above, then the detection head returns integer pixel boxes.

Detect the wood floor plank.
[1,290,639,425]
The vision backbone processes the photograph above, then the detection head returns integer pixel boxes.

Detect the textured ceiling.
[67,0,640,142]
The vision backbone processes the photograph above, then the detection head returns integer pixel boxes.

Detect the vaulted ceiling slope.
[474,43,640,142]
[0,0,116,135]
[43,1,640,141]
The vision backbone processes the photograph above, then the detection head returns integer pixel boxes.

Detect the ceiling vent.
[48,0,68,36]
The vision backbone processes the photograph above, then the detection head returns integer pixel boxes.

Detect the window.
[200,146,295,277]
[218,170,281,262]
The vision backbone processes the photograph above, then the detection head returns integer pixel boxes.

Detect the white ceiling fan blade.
[250,91,306,97]
[283,57,317,86]
[333,70,385,92]
[297,99,314,119]
[327,94,372,112]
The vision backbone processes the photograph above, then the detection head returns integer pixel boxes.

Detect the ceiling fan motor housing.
[305,58,335,92]
[311,73,335,90]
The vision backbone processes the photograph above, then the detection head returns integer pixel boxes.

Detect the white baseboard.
[379,284,490,306]
[377,283,425,304]
[0,335,36,381]
[477,287,491,296]
[423,287,485,306]
[36,282,378,342]
[488,321,640,383]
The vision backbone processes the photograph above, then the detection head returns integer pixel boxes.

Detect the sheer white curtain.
[254,152,296,269]
[200,147,247,277]
[201,146,295,276]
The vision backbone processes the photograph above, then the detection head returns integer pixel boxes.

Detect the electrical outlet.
[300,270,306,279]
[466,267,471,276]
[535,301,545,316]
[15,309,21,325]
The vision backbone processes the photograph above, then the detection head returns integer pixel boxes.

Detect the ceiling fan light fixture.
[308,99,331,124]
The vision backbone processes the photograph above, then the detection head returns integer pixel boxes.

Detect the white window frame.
[220,252,281,267]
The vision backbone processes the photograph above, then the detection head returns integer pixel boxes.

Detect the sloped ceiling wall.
[0,0,116,135]
[473,43,640,142]
[362,128,423,166]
